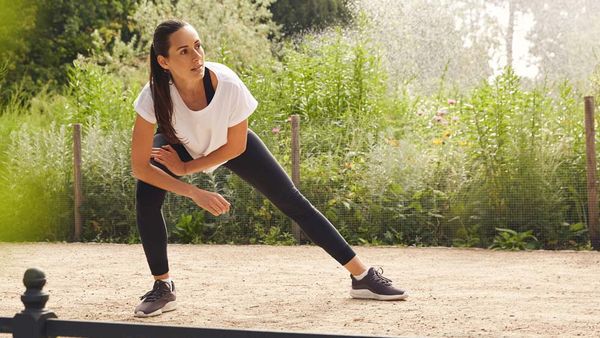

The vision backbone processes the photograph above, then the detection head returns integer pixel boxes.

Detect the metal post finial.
[21,268,50,313]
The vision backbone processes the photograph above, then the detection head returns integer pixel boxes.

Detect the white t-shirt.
[133,61,258,173]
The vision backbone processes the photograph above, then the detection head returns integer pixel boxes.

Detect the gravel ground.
[1,243,599,337]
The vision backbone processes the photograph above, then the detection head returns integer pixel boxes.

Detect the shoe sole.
[350,289,408,301]
[134,301,177,318]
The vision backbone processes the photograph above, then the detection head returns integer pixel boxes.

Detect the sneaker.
[134,280,177,317]
[350,267,408,300]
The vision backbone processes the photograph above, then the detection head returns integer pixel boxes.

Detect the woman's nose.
[193,48,203,60]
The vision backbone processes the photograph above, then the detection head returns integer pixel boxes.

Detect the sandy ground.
[0,243,599,338]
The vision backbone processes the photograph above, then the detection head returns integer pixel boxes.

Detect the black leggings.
[136,129,356,276]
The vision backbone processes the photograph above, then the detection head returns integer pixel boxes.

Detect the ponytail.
[148,20,188,144]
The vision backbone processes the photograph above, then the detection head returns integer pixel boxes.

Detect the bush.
[0,122,72,241]
[131,0,278,72]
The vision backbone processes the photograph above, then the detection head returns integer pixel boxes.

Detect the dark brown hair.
[150,19,188,144]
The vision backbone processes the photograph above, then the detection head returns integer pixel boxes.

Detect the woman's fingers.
[208,203,222,215]
[208,207,220,216]
[152,147,167,153]
[190,190,231,216]
[221,198,231,212]
[151,149,174,163]
[154,146,173,151]
[214,196,229,211]
[217,196,231,212]
[152,148,173,160]
[209,195,231,214]
[209,201,227,214]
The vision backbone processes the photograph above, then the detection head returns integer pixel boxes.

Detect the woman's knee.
[152,133,170,147]
[150,133,192,176]
[274,187,313,217]
[135,179,166,210]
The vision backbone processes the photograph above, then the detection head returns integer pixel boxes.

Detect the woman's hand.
[190,188,231,216]
[151,145,187,176]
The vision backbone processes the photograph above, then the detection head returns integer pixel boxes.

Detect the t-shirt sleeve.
[228,80,258,127]
[133,83,157,124]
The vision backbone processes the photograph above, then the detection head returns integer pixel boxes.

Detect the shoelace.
[372,267,393,286]
[140,281,170,302]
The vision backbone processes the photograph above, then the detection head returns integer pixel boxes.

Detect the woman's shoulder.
[205,61,243,86]
[133,82,156,123]
[134,82,153,104]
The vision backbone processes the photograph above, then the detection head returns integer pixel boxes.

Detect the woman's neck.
[172,76,204,99]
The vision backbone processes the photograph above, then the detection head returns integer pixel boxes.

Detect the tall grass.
[0,16,593,249]
[453,69,574,247]
[0,122,72,241]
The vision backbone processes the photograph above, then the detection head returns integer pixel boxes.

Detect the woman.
[131,19,407,318]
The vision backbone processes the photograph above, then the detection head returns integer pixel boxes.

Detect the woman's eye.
[180,49,186,55]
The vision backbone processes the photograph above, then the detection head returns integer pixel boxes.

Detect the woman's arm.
[131,115,196,196]
[131,115,230,216]
[179,119,248,175]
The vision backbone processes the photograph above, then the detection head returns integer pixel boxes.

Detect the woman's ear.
[157,55,169,71]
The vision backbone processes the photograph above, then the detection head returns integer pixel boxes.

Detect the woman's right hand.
[189,188,231,216]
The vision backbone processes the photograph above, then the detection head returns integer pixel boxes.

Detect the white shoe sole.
[350,289,408,301]
[134,301,177,318]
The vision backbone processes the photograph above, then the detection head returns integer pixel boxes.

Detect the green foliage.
[0,0,36,54]
[0,3,594,251]
[452,223,481,248]
[132,0,278,72]
[66,60,136,129]
[457,68,573,247]
[0,0,37,104]
[78,117,137,242]
[396,188,450,246]
[254,225,296,245]
[489,228,539,250]
[547,222,589,250]
[0,122,72,241]
[4,0,138,93]
[270,0,353,36]
[245,25,389,158]
[172,211,208,244]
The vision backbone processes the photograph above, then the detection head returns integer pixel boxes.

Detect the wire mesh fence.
[1,98,599,251]
[64,97,600,250]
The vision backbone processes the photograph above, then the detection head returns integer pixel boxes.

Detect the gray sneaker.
[134,280,177,317]
[350,267,408,300]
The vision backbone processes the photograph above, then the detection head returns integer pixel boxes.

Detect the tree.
[526,0,600,84]
[5,0,138,91]
[355,0,496,94]
[0,0,37,103]
[131,0,278,72]
[483,0,600,84]
[270,0,353,36]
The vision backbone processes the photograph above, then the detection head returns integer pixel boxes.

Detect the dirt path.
[1,243,599,337]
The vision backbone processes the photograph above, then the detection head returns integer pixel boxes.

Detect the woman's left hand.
[151,145,187,176]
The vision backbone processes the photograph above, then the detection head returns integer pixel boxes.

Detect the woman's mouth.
[191,65,203,72]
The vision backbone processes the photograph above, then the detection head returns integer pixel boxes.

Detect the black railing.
[0,268,392,338]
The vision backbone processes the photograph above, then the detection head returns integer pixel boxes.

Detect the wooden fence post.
[584,96,600,250]
[73,124,82,242]
[290,115,306,243]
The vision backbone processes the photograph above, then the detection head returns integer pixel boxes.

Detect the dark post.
[584,96,600,250]
[73,124,82,242]
[13,268,57,338]
[290,115,306,242]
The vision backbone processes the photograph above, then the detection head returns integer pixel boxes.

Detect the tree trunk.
[506,0,515,68]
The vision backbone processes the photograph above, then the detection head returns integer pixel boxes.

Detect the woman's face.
[158,25,205,81]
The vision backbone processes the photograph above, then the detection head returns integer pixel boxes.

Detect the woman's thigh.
[223,129,296,196]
